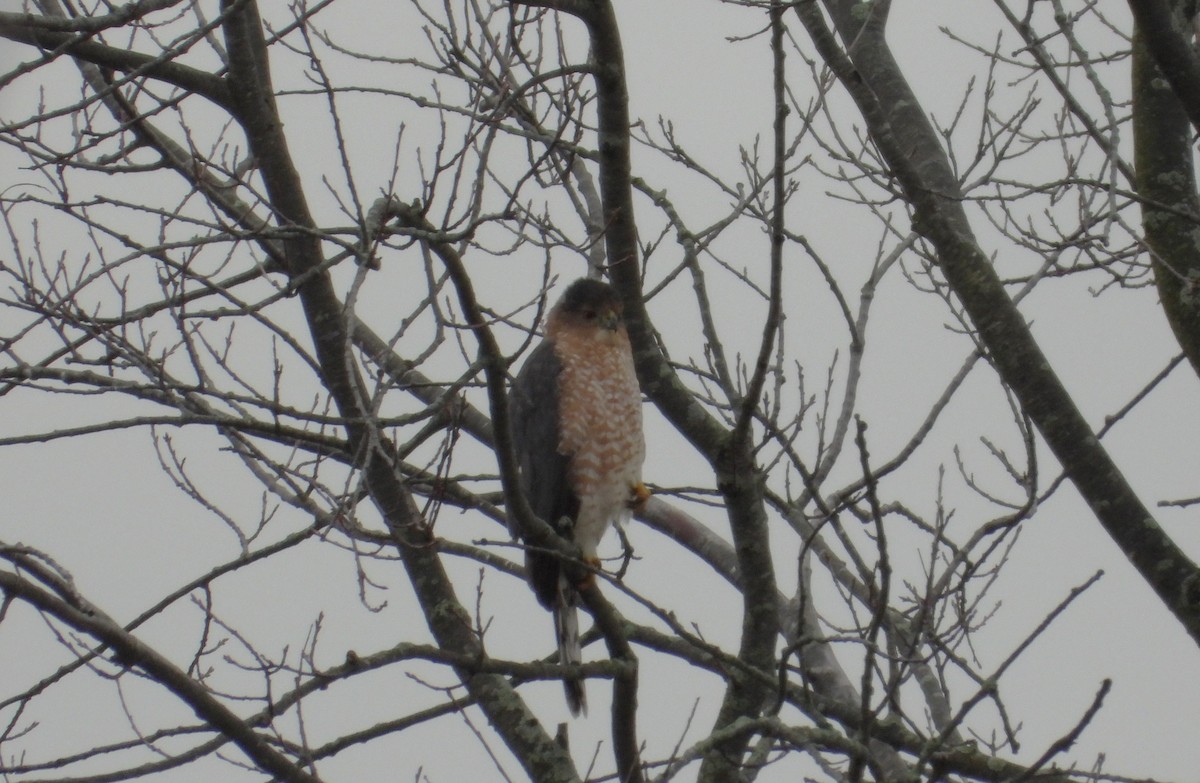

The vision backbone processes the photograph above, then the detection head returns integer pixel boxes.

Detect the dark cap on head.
[557,278,621,314]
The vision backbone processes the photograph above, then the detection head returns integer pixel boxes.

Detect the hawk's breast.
[553,328,645,551]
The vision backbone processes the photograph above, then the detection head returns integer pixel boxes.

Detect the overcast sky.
[1,1,1199,781]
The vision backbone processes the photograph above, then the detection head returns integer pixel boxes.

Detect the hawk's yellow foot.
[577,556,602,590]
[628,482,651,510]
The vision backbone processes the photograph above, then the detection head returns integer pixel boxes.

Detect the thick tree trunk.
[1132,2,1200,381]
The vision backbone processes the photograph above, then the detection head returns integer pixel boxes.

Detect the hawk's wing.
[509,338,579,605]
[508,337,587,715]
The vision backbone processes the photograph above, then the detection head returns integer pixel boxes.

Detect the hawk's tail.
[554,577,586,716]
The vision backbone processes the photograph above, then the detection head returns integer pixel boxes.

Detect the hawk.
[508,278,648,715]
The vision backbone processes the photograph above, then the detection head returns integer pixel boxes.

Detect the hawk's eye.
[582,310,597,320]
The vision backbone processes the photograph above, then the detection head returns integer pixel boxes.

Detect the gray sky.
[1,0,1198,780]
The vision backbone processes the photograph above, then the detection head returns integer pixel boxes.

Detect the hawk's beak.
[598,309,620,332]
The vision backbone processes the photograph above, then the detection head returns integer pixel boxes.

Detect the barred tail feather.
[554,578,586,716]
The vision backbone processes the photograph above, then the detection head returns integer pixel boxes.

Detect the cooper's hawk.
[508,278,648,715]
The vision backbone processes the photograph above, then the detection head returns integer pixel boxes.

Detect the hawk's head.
[549,278,625,336]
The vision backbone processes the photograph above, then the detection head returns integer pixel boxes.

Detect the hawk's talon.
[628,482,651,510]
[577,556,601,590]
